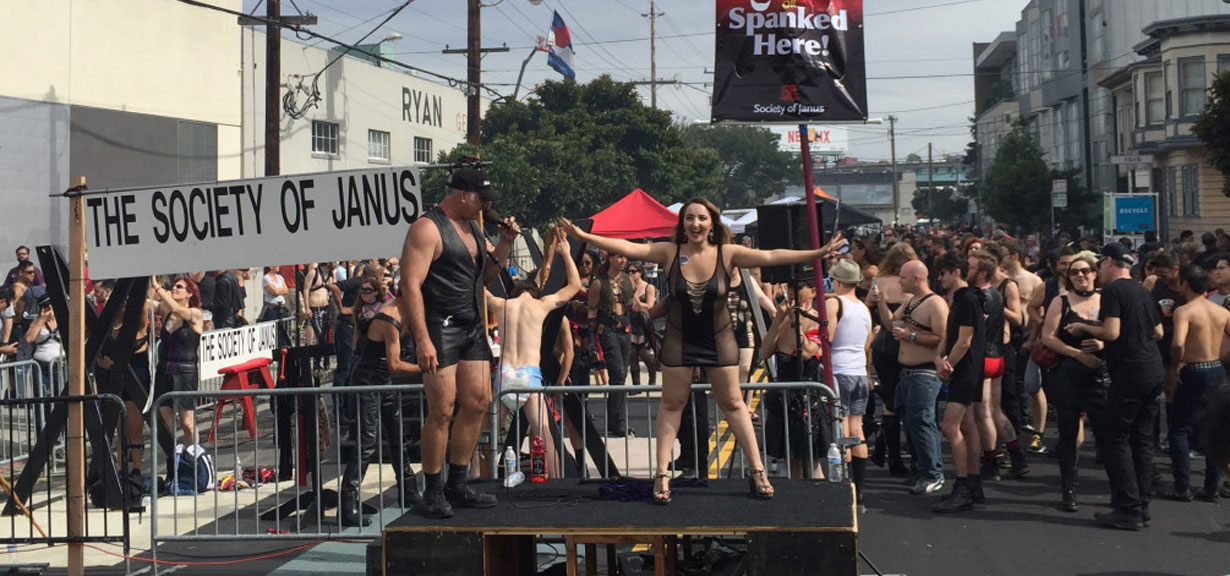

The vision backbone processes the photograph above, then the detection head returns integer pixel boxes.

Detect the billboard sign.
[712,0,867,123]
[770,125,848,154]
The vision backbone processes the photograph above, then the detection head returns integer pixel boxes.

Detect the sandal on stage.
[653,473,672,505]
[747,468,774,500]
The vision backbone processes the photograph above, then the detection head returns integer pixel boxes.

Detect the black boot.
[339,462,372,527]
[883,415,909,476]
[397,466,423,509]
[870,431,887,468]
[980,456,1001,482]
[419,472,454,519]
[933,478,975,513]
[969,475,985,504]
[444,464,497,509]
[1008,448,1030,478]
[1059,489,1077,512]
[850,457,868,506]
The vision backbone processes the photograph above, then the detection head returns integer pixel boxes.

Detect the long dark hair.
[673,197,731,246]
[176,277,202,309]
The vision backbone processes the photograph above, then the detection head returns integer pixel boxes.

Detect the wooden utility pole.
[644,1,664,109]
[266,0,281,177]
[441,0,507,145]
[66,178,87,576]
[888,115,898,225]
[467,0,481,145]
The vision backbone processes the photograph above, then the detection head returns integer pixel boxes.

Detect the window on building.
[312,121,339,156]
[1219,54,1230,74]
[414,137,433,164]
[1179,57,1206,118]
[1166,166,1178,217]
[1182,163,1200,217]
[1145,72,1164,125]
[177,120,217,183]
[368,130,390,163]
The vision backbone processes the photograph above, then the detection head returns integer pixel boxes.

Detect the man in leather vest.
[401,166,519,519]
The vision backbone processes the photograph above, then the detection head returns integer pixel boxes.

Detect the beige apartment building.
[1100,15,1230,239]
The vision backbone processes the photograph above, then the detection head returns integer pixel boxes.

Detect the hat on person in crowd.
[1099,243,1135,266]
[448,166,498,201]
[830,258,863,285]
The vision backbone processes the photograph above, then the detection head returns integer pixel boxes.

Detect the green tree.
[425,76,722,229]
[1193,71,1230,197]
[905,152,922,162]
[911,186,968,223]
[982,120,1051,234]
[679,124,799,208]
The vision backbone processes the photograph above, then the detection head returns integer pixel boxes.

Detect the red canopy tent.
[588,189,678,239]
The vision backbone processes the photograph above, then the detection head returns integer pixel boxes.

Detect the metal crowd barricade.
[490,381,843,482]
[1,359,50,471]
[0,393,133,572]
[148,383,427,556]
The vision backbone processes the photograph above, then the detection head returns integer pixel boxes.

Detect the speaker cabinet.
[756,203,835,284]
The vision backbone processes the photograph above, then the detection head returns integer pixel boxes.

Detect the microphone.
[482,208,515,231]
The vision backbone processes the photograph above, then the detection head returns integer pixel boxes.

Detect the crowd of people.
[4,165,1230,531]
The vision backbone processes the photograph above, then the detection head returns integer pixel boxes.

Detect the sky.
[242,0,1027,162]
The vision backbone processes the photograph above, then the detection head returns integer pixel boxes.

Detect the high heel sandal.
[747,468,774,500]
[652,473,672,505]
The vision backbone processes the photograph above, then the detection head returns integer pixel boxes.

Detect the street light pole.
[888,115,898,226]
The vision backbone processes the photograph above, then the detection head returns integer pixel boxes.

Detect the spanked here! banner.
[712,0,867,123]
[85,167,422,278]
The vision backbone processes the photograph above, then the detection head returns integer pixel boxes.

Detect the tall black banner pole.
[799,126,834,392]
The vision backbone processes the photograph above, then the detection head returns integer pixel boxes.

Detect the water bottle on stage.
[827,443,844,483]
[504,446,524,488]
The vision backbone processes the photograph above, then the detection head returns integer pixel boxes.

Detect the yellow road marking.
[706,368,767,477]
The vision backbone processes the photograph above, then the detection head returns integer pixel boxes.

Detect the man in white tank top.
[826,259,874,503]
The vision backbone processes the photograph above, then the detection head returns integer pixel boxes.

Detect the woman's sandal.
[747,468,774,500]
[652,473,672,505]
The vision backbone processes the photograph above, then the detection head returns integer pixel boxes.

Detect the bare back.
[1174,298,1230,364]
[490,294,554,368]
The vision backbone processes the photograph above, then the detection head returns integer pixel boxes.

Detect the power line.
[174,0,504,98]
[284,0,417,119]
[866,0,988,17]
[878,100,975,114]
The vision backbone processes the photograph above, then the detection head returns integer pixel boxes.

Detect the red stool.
[208,357,276,443]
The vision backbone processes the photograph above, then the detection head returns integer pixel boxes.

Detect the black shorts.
[424,319,491,369]
[945,371,982,406]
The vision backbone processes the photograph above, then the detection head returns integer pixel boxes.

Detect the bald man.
[871,259,949,496]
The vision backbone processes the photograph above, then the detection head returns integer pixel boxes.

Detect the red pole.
[798,124,835,392]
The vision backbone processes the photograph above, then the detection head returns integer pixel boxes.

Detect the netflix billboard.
[712,0,867,124]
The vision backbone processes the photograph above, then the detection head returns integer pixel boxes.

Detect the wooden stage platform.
[377,478,858,575]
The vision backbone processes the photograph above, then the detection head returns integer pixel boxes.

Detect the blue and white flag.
[537,11,576,80]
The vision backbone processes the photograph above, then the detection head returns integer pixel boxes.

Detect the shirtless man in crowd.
[1163,265,1230,502]
[869,260,949,496]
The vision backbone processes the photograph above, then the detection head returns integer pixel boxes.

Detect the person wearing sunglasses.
[338,285,423,527]
[1039,250,1105,513]
[1064,244,1164,530]
[151,277,204,449]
